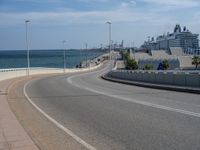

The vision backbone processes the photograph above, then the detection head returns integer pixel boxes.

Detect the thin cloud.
[77,0,109,2]
[0,6,174,26]
[140,0,200,8]
[14,0,63,3]
[0,0,195,26]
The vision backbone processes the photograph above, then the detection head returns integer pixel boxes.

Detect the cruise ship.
[141,24,200,55]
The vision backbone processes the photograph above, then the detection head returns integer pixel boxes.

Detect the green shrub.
[144,64,154,70]
[162,59,170,70]
[123,52,138,70]
[192,56,200,69]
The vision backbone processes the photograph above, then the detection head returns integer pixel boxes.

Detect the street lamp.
[62,40,66,73]
[25,20,30,76]
[106,21,112,69]
[85,43,88,67]
[80,48,82,68]
[106,22,111,60]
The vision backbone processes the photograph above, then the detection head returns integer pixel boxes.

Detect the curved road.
[25,63,200,150]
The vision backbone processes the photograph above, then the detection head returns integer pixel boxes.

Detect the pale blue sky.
[0,0,200,50]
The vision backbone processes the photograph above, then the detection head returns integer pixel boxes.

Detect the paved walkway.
[0,78,39,150]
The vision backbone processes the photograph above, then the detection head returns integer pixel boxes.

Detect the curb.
[102,74,200,94]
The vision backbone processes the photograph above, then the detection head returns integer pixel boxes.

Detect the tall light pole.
[25,20,30,76]
[107,21,112,69]
[85,43,88,67]
[80,48,82,68]
[63,40,66,73]
[107,22,111,60]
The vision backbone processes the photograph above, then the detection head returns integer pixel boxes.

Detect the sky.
[0,0,200,50]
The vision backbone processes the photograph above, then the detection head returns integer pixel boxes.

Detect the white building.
[131,48,193,70]
[141,25,200,55]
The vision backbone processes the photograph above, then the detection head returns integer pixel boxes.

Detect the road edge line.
[23,80,97,150]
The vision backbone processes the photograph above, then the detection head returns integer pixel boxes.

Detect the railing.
[0,68,26,72]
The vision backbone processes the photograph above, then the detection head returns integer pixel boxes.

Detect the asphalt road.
[25,63,200,150]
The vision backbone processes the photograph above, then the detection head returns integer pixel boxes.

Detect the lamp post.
[85,43,88,67]
[62,40,66,73]
[80,48,82,68]
[107,22,111,60]
[25,20,30,76]
[106,21,112,69]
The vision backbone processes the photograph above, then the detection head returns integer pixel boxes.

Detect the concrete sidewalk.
[0,78,39,150]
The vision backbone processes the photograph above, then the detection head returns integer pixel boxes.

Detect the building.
[141,25,200,55]
[131,50,193,70]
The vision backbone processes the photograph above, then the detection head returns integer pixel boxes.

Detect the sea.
[0,49,106,69]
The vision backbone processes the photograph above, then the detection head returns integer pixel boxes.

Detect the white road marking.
[24,80,97,150]
[67,75,200,118]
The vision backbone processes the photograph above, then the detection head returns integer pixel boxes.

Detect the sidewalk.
[0,78,39,150]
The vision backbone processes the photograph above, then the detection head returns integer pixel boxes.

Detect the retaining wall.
[107,70,200,88]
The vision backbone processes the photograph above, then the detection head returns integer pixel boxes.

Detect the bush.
[127,58,138,70]
[192,56,200,69]
[123,52,138,70]
[144,64,153,70]
[123,52,130,60]
[162,59,170,70]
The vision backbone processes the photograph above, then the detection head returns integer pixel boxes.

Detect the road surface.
[25,63,200,150]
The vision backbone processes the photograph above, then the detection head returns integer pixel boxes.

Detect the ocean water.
[0,49,105,69]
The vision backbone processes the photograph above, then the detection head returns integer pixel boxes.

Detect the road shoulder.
[0,78,39,150]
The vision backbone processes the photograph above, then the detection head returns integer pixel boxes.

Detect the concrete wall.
[107,70,200,88]
[0,64,101,82]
